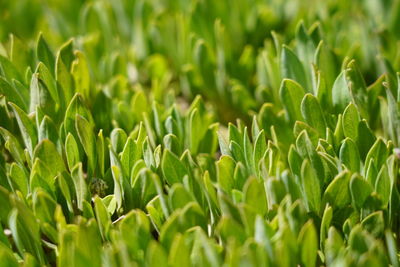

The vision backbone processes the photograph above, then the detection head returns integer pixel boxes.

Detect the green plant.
[0,0,400,266]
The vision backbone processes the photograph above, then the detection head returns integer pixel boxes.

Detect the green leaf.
[58,39,74,69]
[296,130,324,180]
[385,231,399,267]
[298,220,318,267]
[101,195,117,215]
[143,138,156,170]
[29,72,55,115]
[8,208,46,265]
[243,177,267,215]
[216,215,247,244]
[30,159,55,194]
[375,165,391,207]
[279,79,305,122]
[0,77,27,110]
[281,45,309,90]
[94,195,111,241]
[64,93,93,140]
[365,138,388,171]
[109,145,131,210]
[294,121,319,146]
[0,55,23,82]
[71,51,90,101]
[58,218,102,267]
[325,227,344,264]
[253,130,267,175]
[0,127,25,164]
[160,202,206,248]
[189,108,205,155]
[65,133,80,171]
[55,42,74,105]
[33,139,65,179]
[357,120,376,160]
[348,225,370,254]
[161,149,188,185]
[151,102,165,141]
[323,171,351,209]
[243,127,255,174]
[0,243,18,267]
[342,102,359,140]
[9,102,38,157]
[75,115,97,176]
[96,130,105,177]
[229,140,246,164]
[0,187,11,224]
[37,62,59,104]
[10,34,30,74]
[228,123,243,147]
[57,172,74,213]
[216,155,235,193]
[301,93,326,137]
[121,136,139,178]
[131,90,148,122]
[386,88,400,146]
[168,184,193,211]
[130,159,146,186]
[168,234,191,267]
[350,174,373,209]
[132,169,157,209]
[361,211,384,236]
[339,138,360,172]
[366,159,379,187]
[71,163,88,211]
[32,189,57,228]
[288,145,303,178]
[218,129,231,156]
[38,115,59,145]
[346,60,369,120]
[314,40,337,90]
[163,134,181,156]
[301,159,321,213]
[8,163,28,196]
[37,34,55,72]
[320,205,333,249]
[332,70,351,113]
[198,123,219,154]
[147,241,168,267]
[110,128,127,154]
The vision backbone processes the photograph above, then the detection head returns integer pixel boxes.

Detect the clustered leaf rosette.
[0,0,400,266]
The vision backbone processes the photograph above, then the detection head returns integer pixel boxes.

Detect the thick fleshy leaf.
[298,220,318,267]
[323,171,351,209]
[9,102,37,157]
[37,34,55,72]
[301,160,321,213]
[161,149,188,185]
[281,45,309,90]
[339,138,360,172]
[301,93,326,137]
[75,115,97,176]
[279,79,305,122]
[33,139,65,178]
[71,163,88,211]
[342,102,359,141]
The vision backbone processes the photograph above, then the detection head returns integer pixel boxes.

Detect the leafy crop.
[1,0,400,266]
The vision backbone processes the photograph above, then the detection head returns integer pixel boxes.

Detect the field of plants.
[0,0,400,266]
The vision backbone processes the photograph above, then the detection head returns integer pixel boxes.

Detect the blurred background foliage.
[1,0,400,124]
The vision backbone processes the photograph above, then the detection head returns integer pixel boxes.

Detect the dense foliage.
[1,0,400,266]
